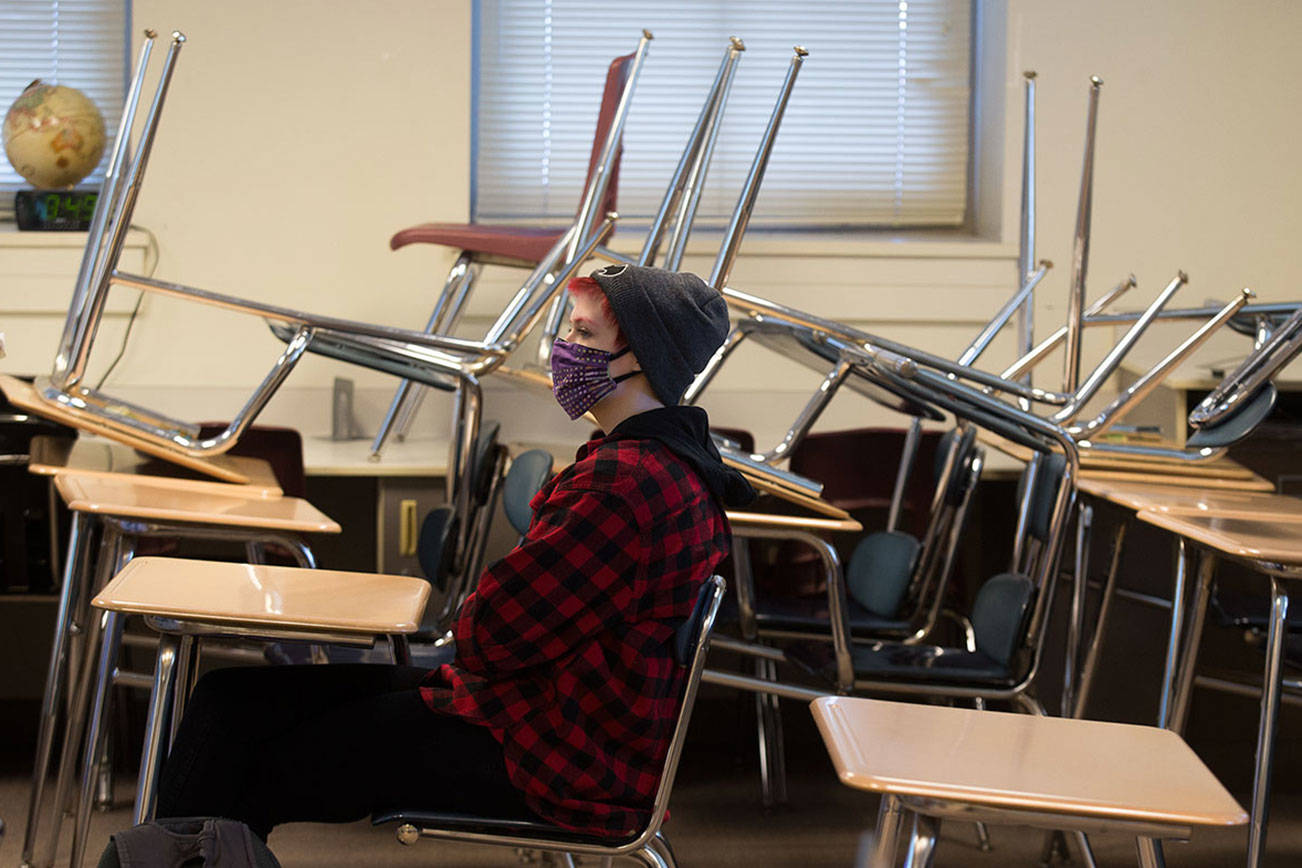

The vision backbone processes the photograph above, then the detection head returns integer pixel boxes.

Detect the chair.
[735,427,984,647]
[371,47,639,455]
[415,442,553,639]
[786,452,1069,702]
[723,428,983,807]
[373,574,726,868]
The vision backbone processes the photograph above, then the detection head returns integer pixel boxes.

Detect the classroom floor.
[3,694,1301,868]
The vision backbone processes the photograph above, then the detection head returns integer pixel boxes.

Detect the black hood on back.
[606,406,756,509]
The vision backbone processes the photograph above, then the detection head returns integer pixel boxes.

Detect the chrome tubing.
[1189,305,1302,428]
[1000,274,1138,383]
[108,271,500,357]
[723,286,1072,405]
[62,32,187,391]
[959,261,1051,366]
[538,30,653,370]
[751,359,852,465]
[266,217,615,385]
[565,30,652,267]
[1052,271,1188,424]
[1084,301,1299,326]
[709,46,809,289]
[484,225,576,347]
[1072,288,1254,440]
[1063,76,1103,394]
[682,325,746,405]
[640,37,745,270]
[55,31,158,385]
[730,524,851,691]
[1017,71,1038,374]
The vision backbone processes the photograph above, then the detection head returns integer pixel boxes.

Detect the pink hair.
[567,276,623,341]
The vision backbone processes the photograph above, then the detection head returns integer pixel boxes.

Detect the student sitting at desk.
[152,264,754,841]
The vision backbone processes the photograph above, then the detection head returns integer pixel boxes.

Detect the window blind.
[474,0,971,229]
[0,0,127,195]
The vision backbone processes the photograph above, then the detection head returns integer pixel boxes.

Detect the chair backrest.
[417,505,458,595]
[636,575,726,846]
[503,449,554,537]
[581,50,637,224]
[845,531,919,618]
[971,572,1035,666]
[980,450,1069,673]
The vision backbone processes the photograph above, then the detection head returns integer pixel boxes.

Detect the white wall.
[3,0,1299,451]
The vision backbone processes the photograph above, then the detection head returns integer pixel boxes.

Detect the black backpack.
[96,817,281,868]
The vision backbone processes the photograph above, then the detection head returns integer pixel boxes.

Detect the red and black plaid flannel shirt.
[421,432,730,838]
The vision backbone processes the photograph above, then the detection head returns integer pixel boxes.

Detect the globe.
[3,80,106,189]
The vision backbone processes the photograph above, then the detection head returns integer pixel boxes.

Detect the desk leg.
[1063,504,1093,716]
[134,632,181,826]
[1074,520,1126,719]
[22,511,91,867]
[1169,553,1215,735]
[1157,539,1192,728]
[1135,837,1166,868]
[863,795,906,868]
[902,814,938,868]
[1247,579,1287,868]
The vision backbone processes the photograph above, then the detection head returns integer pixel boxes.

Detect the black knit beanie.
[589,263,730,406]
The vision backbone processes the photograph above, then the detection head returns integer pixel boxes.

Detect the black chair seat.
[720,594,914,641]
[371,808,638,848]
[785,640,1016,689]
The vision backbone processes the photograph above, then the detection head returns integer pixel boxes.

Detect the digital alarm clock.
[14,189,99,231]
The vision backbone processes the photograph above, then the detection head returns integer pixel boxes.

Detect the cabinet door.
[377,476,447,576]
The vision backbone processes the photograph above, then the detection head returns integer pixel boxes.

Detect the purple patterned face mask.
[550,338,641,420]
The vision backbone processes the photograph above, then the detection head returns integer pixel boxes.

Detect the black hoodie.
[605,405,756,509]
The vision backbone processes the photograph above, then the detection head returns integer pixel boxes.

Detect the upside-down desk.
[0,374,258,485]
[87,556,429,852]
[1135,511,1302,868]
[24,471,340,868]
[811,695,1246,867]
[27,434,283,495]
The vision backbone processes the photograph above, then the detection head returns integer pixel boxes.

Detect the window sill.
[605,226,1017,261]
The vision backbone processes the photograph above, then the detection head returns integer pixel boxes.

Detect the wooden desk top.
[54,472,341,534]
[28,435,283,496]
[811,696,1246,828]
[727,511,863,534]
[92,556,428,635]
[1079,478,1302,520]
[1137,512,1302,565]
[976,430,1273,491]
[727,464,851,521]
[0,374,252,484]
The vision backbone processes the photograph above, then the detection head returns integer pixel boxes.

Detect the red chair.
[373,48,640,453]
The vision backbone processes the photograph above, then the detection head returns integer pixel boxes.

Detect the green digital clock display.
[14,189,99,231]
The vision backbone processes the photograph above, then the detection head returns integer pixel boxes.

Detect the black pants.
[155,664,534,839]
